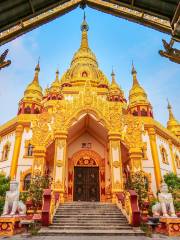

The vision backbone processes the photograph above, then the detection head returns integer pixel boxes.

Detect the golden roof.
[61,15,109,87]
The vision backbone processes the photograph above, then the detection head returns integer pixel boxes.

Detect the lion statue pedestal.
[152,182,176,218]
[152,182,180,236]
[0,180,27,236]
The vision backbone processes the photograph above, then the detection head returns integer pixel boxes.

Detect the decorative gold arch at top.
[71,149,103,167]
[31,87,143,150]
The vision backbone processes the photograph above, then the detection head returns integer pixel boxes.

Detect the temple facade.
[0,17,180,202]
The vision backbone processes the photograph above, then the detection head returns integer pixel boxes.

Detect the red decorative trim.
[128,190,141,227]
[41,189,52,226]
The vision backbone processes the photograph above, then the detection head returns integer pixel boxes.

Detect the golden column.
[168,139,177,175]
[10,125,23,179]
[148,127,162,190]
[32,146,46,176]
[108,133,123,203]
[53,131,68,203]
[129,147,143,172]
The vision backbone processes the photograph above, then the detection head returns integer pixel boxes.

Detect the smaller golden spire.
[167,100,180,138]
[80,12,89,49]
[167,99,175,120]
[131,61,139,86]
[111,68,116,84]
[33,58,40,84]
[55,68,59,82]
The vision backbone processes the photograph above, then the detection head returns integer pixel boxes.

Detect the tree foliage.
[126,170,149,206]
[25,175,52,212]
[0,174,10,214]
[164,172,180,212]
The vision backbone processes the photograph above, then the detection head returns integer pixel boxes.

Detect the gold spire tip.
[131,61,137,75]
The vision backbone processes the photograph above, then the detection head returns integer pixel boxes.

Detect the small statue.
[152,182,176,218]
[2,179,26,216]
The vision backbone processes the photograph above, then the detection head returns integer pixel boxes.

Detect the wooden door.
[73,166,100,201]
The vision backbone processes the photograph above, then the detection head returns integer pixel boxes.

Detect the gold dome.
[24,62,43,102]
[61,15,109,87]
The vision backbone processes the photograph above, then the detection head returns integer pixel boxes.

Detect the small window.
[34,108,40,114]
[132,110,138,116]
[23,174,31,191]
[1,143,10,161]
[82,71,88,77]
[175,155,180,169]
[24,106,31,114]
[160,147,168,164]
[141,109,147,116]
[27,144,33,156]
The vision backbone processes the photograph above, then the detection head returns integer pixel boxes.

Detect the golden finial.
[131,61,139,85]
[56,68,59,81]
[35,57,40,72]
[167,99,175,120]
[80,12,89,49]
[81,11,89,32]
[111,68,116,84]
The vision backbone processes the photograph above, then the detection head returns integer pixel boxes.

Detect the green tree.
[27,175,51,212]
[126,170,149,206]
[0,174,10,214]
[164,172,180,212]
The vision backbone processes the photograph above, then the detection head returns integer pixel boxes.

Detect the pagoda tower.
[128,63,153,117]
[18,62,43,114]
[108,70,126,102]
[167,101,180,139]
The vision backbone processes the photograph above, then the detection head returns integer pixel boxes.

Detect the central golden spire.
[80,13,89,49]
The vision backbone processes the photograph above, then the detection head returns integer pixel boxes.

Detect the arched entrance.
[68,149,105,202]
[73,151,100,201]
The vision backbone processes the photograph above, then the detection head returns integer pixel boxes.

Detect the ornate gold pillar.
[129,147,143,172]
[53,131,67,203]
[148,128,162,190]
[10,125,23,179]
[32,146,46,176]
[168,139,177,175]
[108,133,123,203]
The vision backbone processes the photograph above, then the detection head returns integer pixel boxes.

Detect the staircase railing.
[42,189,60,226]
[116,190,141,227]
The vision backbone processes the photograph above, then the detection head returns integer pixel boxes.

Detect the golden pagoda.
[0,15,180,205]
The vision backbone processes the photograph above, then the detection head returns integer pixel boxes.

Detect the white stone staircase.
[39,202,144,236]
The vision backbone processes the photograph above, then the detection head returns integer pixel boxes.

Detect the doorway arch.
[68,149,105,202]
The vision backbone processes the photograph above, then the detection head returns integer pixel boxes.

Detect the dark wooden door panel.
[74,166,100,202]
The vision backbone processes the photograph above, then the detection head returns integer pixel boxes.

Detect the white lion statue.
[152,182,176,218]
[2,179,26,216]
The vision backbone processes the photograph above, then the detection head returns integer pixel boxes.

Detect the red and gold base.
[156,217,180,236]
[0,216,26,236]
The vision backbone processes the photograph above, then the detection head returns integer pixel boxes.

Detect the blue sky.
[0,6,180,126]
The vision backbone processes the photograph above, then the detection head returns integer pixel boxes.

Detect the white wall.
[0,131,15,176]
[172,145,180,176]
[16,128,33,183]
[156,135,174,177]
[142,131,157,195]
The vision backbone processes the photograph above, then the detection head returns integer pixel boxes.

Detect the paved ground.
[0,235,179,240]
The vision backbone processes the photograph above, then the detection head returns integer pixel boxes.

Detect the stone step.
[49,225,132,230]
[38,228,144,236]
[53,219,128,223]
[51,223,129,227]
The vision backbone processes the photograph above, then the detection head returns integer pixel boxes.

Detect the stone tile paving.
[0,235,179,240]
